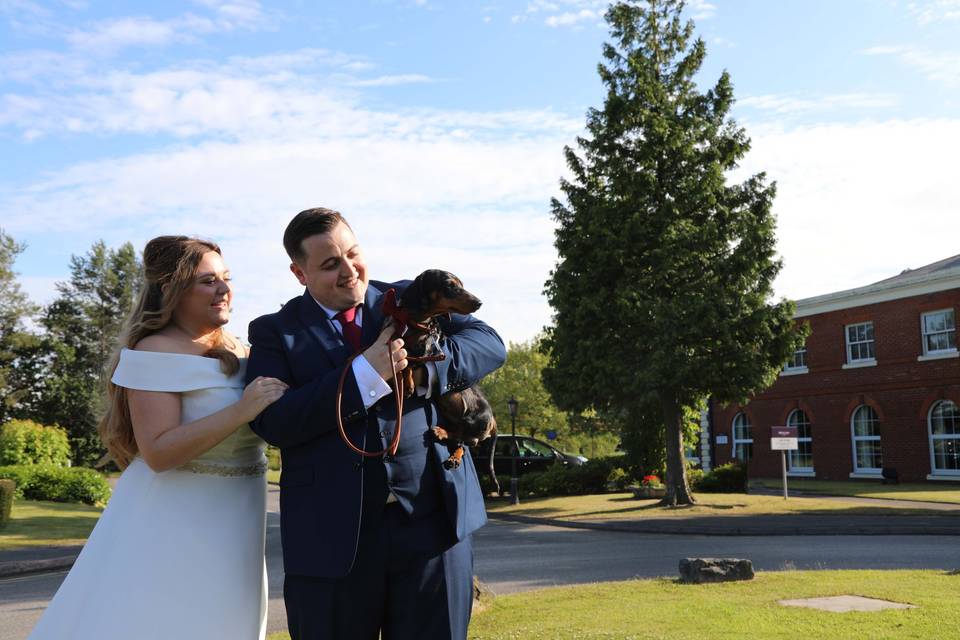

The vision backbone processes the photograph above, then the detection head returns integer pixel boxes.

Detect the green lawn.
[267,469,280,485]
[469,570,960,639]
[485,492,959,521]
[750,478,960,504]
[265,570,960,640]
[0,500,102,550]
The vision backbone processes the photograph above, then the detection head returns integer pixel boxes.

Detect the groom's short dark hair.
[283,207,350,263]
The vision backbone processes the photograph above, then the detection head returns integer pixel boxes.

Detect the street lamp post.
[508,396,519,505]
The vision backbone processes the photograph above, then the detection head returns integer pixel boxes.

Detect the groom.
[246,207,505,640]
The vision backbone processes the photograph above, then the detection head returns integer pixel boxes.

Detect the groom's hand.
[364,323,407,382]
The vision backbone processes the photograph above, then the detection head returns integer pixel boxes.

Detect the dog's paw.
[432,426,450,442]
[442,446,465,470]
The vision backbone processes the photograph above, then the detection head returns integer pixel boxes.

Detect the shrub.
[685,467,704,489]
[694,461,747,493]
[0,465,111,506]
[0,479,14,529]
[527,457,633,497]
[606,467,630,492]
[0,420,72,467]
[266,446,282,471]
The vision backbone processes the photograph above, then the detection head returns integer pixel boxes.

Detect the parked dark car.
[472,434,586,493]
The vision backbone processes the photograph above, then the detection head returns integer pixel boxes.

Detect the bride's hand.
[238,376,288,422]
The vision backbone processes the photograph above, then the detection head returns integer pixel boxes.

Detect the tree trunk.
[659,392,695,506]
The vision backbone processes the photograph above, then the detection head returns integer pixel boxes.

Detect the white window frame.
[850,404,882,476]
[732,412,752,462]
[782,346,809,376]
[844,321,876,366]
[786,409,814,474]
[928,400,960,477]
[920,309,957,357]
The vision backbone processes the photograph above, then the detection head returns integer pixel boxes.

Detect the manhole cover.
[778,595,916,613]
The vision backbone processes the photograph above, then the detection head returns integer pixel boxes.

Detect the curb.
[487,512,960,536]
[0,554,77,578]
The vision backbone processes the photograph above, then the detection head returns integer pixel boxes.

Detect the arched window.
[786,409,813,472]
[929,400,960,475]
[851,405,882,473]
[732,413,752,462]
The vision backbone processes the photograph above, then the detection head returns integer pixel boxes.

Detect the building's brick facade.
[709,260,960,483]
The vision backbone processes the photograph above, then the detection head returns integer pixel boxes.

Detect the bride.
[29,236,287,640]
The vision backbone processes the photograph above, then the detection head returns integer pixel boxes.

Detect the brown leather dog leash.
[336,351,404,457]
[334,289,446,458]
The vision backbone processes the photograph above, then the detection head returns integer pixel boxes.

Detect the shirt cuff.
[352,355,393,409]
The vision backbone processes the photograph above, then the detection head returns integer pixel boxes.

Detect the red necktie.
[335,306,362,352]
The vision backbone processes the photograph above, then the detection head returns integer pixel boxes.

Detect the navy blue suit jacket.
[246,280,505,578]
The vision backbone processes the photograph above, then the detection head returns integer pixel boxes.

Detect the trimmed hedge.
[693,461,747,493]
[0,479,13,529]
[0,419,71,466]
[0,465,112,507]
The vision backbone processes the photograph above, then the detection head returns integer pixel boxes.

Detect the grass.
[750,478,960,504]
[468,570,960,639]
[264,570,960,640]
[0,499,103,550]
[484,492,959,521]
[267,469,280,484]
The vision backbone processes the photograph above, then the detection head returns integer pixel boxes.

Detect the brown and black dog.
[383,270,498,474]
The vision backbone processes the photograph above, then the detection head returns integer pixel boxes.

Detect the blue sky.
[2,0,959,343]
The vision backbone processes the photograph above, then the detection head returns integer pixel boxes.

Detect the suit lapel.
[361,284,387,348]
[297,290,352,366]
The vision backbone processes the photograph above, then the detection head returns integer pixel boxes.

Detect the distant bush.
[693,461,747,493]
[523,457,633,497]
[266,446,281,471]
[0,479,14,529]
[0,420,72,467]
[685,467,704,489]
[0,465,111,506]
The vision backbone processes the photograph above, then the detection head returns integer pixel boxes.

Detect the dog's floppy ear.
[398,271,429,316]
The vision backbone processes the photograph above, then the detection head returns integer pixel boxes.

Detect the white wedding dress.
[29,349,268,640]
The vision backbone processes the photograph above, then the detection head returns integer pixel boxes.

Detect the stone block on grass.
[679,557,754,584]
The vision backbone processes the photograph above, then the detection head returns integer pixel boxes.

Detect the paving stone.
[778,595,917,612]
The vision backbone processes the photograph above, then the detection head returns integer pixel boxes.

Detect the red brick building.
[706,254,960,483]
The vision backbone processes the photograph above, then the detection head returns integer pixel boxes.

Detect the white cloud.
[0,48,580,142]
[738,92,900,115]
[66,16,181,50]
[545,9,598,27]
[347,74,434,87]
[36,1,270,54]
[687,0,717,20]
[906,0,960,24]
[735,118,960,302]
[863,44,960,88]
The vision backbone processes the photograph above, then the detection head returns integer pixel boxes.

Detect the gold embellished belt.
[177,459,268,477]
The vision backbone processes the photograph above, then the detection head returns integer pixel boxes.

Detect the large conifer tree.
[543,0,806,505]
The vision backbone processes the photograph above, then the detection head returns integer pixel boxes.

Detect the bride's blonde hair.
[98,236,239,468]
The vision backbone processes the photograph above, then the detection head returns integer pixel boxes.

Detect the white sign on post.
[770,426,798,451]
[771,426,799,500]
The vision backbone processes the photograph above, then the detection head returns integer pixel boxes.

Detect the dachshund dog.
[383,270,498,472]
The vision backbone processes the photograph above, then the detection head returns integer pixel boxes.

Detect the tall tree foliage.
[27,241,141,466]
[0,229,40,423]
[543,0,806,505]
[479,338,620,457]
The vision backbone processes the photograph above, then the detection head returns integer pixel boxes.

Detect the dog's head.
[399,269,482,323]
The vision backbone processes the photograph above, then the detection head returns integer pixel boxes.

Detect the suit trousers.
[283,501,475,640]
